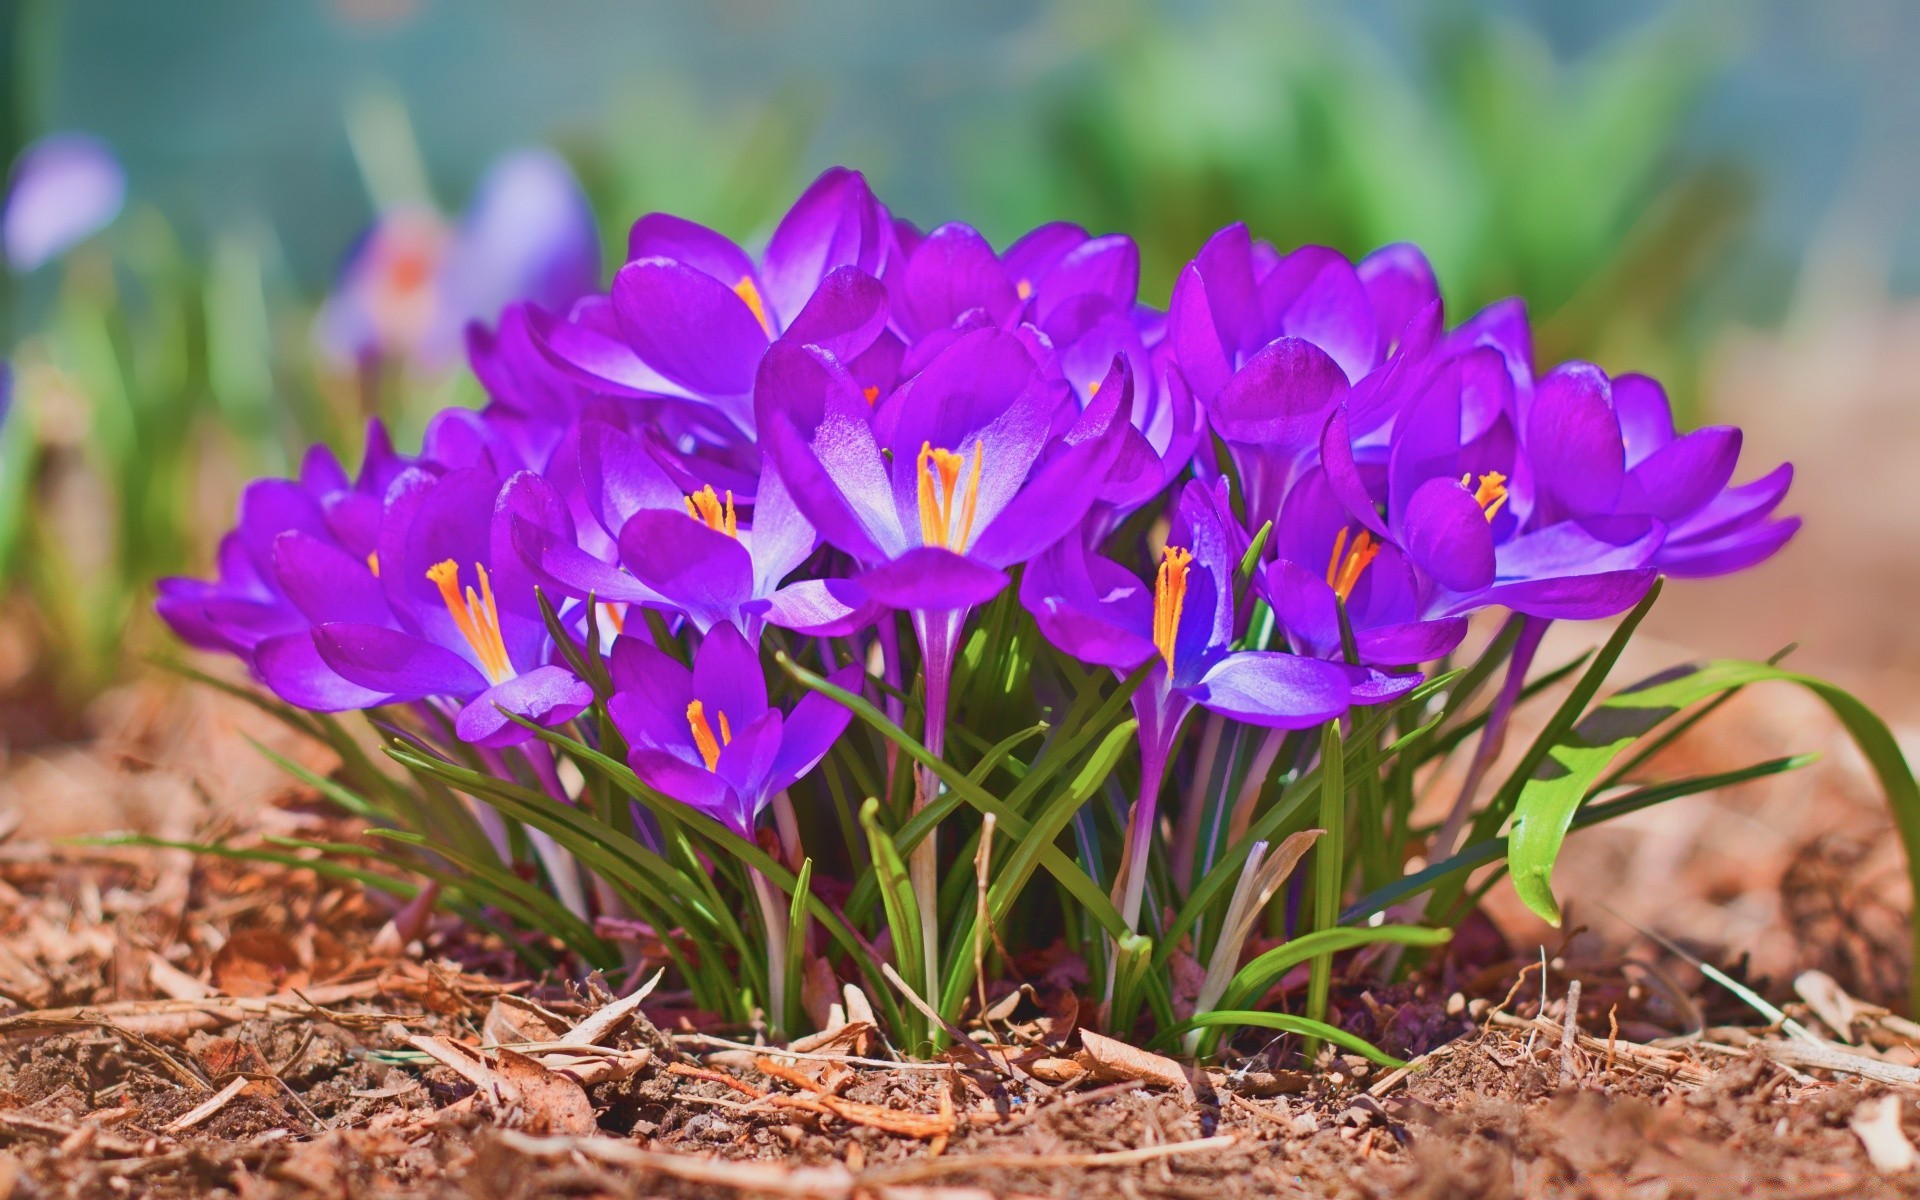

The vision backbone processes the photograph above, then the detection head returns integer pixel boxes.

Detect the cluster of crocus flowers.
[160,166,1797,957]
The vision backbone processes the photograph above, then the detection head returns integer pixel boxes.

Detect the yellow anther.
[686,699,732,771]
[1461,470,1510,522]
[684,485,738,537]
[1324,527,1381,604]
[425,559,514,685]
[366,551,380,578]
[915,440,984,553]
[1087,378,1102,398]
[1015,278,1033,301]
[1152,545,1195,675]
[733,275,773,337]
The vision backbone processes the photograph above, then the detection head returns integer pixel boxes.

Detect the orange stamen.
[1152,545,1195,675]
[425,560,514,685]
[862,385,880,405]
[686,699,732,771]
[733,276,773,337]
[684,485,738,537]
[1324,527,1380,603]
[366,551,380,578]
[1461,470,1510,522]
[915,440,985,553]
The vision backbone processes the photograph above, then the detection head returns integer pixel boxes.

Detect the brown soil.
[2,823,1919,1200]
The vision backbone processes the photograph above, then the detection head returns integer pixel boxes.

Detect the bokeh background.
[2,0,1917,987]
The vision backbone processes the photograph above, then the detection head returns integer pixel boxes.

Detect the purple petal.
[607,637,695,747]
[1612,373,1677,465]
[1659,516,1799,578]
[897,222,1019,339]
[439,148,599,334]
[1471,569,1658,620]
[271,533,390,626]
[1210,336,1350,448]
[692,620,771,729]
[455,665,595,747]
[1402,477,1496,595]
[254,632,393,712]
[856,547,1008,611]
[760,167,891,327]
[314,623,489,699]
[1355,619,1468,667]
[1033,234,1139,321]
[627,747,738,828]
[780,265,890,363]
[526,299,700,400]
[578,421,684,537]
[1528,362,1625,518]
[611,258,768,396]
[1189,652,1351,729]
[1259,245,1378,381]
[618,510,755,630]
[1318,407,1392,539]
[4,132,124,271]
[763,578,881,637]
[626,213,755,287]
[513,517,660,606]
[1357,243,1439,349]
[768,664,861,793]
[1619,426,1742,521]
[1668,463,1793,543]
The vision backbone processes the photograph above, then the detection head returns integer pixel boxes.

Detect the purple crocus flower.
[513,419,877,640]
[1260,467,1468,667]
[4,133,125,272]
[1022,479,1417,928]
[1318,349,1661,623]
[1523,367,1798,578]
[533,167,897,441]
[318,148,600,371]
[607,621,859,838]
[1169,225,1442,523]
[308,466,592,746]
[156,423,414,711]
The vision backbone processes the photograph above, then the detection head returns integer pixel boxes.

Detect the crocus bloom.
[1261,467,1468,667]
[607,621,858,838]
[1022,479,1416,927]
[534,167,896,441]
[1169,225,1441,523]
[514,420,877,640]
[309,467,592,745]
[1523,367,1798,578]
[319,148,600,370]
[156,423,414,711]
[4,133,124,272]
[1319,350,1660,622]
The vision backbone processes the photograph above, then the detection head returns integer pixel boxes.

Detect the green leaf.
[860,798,928,1049]
[1221,925,1452,1014]
[1157,1011,1406,1068]
[1509,658,1920,928]
[1346,753,1816,925]
[784,858,814,1042]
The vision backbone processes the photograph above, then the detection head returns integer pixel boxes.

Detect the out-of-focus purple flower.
[156,423,413,711]
[319,148,600,371]
[308,466,592,746]
[1524,367,1798,578]
[1169,224,1441,523]
[608,621,858,837]
[0,362,12,429]
[3,133,125,272]
[1022,479,1416,926]
[533,167,896,440]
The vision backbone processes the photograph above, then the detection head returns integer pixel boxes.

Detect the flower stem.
[1305,720,1345,1061]
[1429,617,1549,861]
[910,609,965,998]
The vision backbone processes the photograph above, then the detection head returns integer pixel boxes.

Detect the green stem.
[1305,720,1345,1061]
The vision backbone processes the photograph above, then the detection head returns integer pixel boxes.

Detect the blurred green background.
[2,0,1916,729]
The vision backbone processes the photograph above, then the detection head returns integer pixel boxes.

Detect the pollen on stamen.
[685,485,738,538]
[1460,470,1510,522]
[733,276,773,337]
[915,440,985,553]
[1325,527,1380,603]
[1152,545,1195,674]
[686,699,730,771]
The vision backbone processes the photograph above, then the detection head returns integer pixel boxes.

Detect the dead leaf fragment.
[492,1047,597,1136]
[1853,1095,1917,1172]
[1076,1029,1190,1091]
